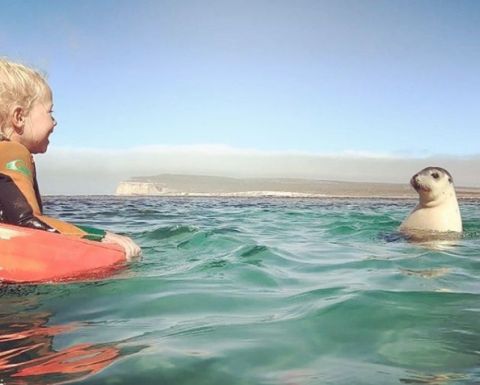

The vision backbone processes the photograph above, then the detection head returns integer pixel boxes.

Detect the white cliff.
[114,174,419,198]
[115,182,166,196]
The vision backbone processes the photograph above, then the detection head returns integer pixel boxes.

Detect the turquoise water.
[1,197,480,384]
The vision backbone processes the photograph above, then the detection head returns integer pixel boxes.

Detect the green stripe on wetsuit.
[76,225,107,241]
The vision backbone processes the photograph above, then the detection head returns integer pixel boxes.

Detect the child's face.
[22,90,57,154]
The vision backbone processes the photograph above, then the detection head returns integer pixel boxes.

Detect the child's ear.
[11,106,26,134]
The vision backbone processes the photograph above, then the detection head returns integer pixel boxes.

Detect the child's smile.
[22,91,57,154]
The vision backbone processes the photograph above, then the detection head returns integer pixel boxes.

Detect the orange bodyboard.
[0,224,127,283]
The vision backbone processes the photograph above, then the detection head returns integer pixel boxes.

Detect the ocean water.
[1,196,480,385]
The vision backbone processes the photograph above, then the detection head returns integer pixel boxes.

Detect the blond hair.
[0,58,50,139]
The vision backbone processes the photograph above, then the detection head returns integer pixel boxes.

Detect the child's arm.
[0,142,141,259]
[0,172,57,232]
[0,142,90,237]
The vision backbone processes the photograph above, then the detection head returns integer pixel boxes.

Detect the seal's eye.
[432,172,440,179]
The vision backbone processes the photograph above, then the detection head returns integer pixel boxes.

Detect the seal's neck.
[419,189,457,208]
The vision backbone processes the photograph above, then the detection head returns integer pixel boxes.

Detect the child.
[0,58,141,260]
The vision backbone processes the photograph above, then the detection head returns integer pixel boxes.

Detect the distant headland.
[115,174,480,199]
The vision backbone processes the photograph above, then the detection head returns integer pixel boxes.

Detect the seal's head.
[410,166,455,204]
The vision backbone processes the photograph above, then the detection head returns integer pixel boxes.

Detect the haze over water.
[1,196,480,384]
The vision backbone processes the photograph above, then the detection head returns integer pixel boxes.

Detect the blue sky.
[2,0,480,192]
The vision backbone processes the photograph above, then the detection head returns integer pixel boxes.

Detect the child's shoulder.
[0,140,30,152]
[0,141,33,168]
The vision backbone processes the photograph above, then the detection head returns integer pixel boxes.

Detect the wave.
[138,225,198,240]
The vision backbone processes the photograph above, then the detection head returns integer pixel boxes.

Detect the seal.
[399,166,462,235]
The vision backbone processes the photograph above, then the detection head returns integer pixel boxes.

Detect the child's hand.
[102,231,142,261]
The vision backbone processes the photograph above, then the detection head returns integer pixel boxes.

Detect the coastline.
[44,192,480,200]
[112,175,480,200]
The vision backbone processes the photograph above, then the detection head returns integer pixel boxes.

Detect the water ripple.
[2,196,478,385]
